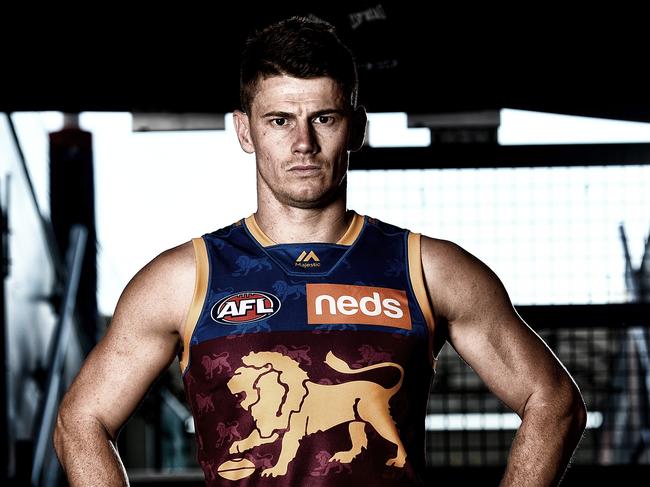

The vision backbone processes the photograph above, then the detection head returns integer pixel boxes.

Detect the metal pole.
[30,225,87,487]
[1,176,10,482]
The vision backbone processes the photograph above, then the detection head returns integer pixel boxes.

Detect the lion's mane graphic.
[225,350,406,478]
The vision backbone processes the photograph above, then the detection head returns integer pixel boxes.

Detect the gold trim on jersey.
[180,237,209,373]
[244,211,365,247]
[245,214,275,247]
[407,232,436,367]
[336,211,364,245]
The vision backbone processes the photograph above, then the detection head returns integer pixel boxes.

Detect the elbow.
[529,377,587,439]
[569,386,588,435]
[562,384,588,459]
[557,379,588,441]
[52,409,69,461]
[52,401,83,461]
[52,401,116,459]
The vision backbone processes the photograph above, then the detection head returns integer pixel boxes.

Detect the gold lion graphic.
[226,350,406,478]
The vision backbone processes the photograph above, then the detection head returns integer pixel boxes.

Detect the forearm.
[54,413,129,487]
[501,392,587,486]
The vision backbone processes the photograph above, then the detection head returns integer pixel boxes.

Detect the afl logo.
[211,291,281,325]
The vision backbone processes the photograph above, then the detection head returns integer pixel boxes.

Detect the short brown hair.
[240,16,358,113]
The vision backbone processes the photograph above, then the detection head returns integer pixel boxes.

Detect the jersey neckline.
[244,210,365,248]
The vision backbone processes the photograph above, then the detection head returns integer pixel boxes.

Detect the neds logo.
[211,291,281,325]
[306,283,411,330]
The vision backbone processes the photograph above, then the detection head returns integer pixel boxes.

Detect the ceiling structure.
[3,3,648,122]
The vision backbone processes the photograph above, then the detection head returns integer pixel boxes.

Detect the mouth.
[288,165,321,173]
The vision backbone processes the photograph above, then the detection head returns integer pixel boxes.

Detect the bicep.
[61,321,179,439]
[59,245,193,438]
[449,290,566,415]
[423,238,570,415]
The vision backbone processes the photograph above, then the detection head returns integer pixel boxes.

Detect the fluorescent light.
[499,109,650,145]
[367,112,430,147]
[425,411,603,431]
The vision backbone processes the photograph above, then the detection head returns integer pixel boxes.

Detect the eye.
[314,115,333,124]
[271,118,287,127]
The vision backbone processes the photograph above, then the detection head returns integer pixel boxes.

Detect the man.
[54,16,586,486]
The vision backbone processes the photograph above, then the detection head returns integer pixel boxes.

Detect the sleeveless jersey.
[180,211,436,486]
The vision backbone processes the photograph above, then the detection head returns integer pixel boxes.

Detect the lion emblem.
[311,450,353,476]
[225,350,406,478]
[233,255,272,276]
[272,280,304,299]
[271,344,312,365]
[196,393,215,416]
[201,352,231,379]
[357,344,392,366]
[215,421,241,447]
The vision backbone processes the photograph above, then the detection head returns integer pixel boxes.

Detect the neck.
[254,198,351,244]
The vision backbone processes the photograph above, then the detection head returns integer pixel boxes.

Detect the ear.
[233,109,255,154]
[347,106,367,152]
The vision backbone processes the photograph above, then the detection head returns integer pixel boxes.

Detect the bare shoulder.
[150,239,196,277]
[112,239,197,338]
[419,234,508,324]
[420,235,465,267]
[420,235,492,288]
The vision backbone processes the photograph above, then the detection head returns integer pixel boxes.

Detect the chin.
[272,174,346,209]
[283,187,340,209]
[285,194,330,209]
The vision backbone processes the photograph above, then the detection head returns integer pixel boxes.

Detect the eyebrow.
[260,108,347,119]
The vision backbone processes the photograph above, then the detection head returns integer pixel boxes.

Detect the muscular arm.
[422,237,586,487]
[53,241,196,486]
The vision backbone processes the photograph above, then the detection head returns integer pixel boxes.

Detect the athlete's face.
[234,75,365,209]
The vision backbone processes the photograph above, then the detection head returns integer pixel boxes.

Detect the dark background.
[2,2,649,122]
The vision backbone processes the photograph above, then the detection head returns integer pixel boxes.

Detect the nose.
[291,120,318,155]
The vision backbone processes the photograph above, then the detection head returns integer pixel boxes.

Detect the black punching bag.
[49,114,98,346]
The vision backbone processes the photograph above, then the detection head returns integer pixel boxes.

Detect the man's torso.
[180,211,435,486]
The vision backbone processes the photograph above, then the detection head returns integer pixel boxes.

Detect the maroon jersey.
[180,212,436,485]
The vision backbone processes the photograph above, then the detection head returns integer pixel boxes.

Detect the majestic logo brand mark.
[306,283,412,329]
[295,250,321,268]
[211,291,281,325]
